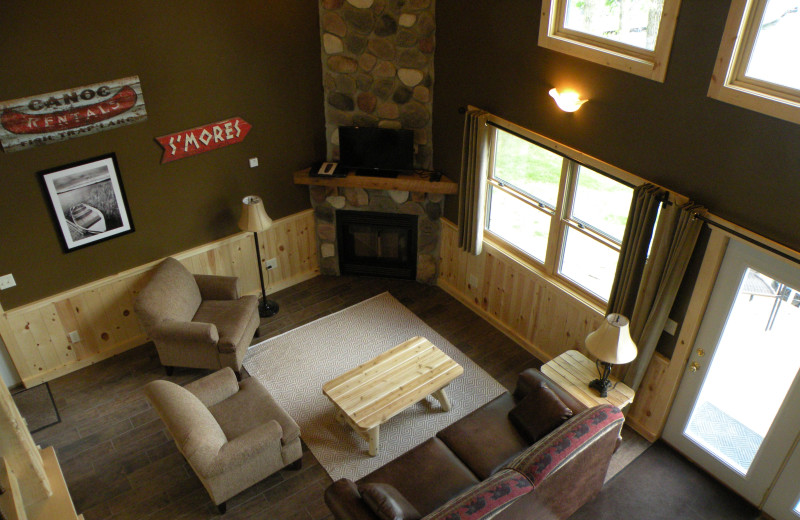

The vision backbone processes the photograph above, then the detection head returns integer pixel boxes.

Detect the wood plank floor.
[31,275,646,520]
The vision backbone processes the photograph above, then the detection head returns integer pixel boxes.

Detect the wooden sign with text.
[0,76,147,153]
[155,117,252,163]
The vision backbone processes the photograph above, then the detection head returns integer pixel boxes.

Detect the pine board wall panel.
[438,219,604,362]
[0,210,318,388]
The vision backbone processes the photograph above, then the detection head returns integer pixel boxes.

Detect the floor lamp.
[238,195,279,318]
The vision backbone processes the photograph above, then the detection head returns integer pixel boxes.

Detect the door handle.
[689,362,701,373]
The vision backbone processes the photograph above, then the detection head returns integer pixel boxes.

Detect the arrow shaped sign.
[155,116,252,163]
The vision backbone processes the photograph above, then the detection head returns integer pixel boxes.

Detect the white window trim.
[482,114,644,306]
[708,0,800,125]
[538,0,682,82]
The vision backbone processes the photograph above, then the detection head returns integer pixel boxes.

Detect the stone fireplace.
[312,0,441,282]
[308,184,443,284]
[337,209,418,279]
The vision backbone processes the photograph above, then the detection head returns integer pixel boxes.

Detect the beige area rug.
[243,292,506,482]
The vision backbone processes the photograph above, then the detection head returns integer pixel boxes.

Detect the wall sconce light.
[549,88,587,112]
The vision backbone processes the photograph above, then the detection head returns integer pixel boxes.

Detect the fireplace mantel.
[293,168,457,195]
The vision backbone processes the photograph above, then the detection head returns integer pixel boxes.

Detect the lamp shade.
[585,313,638,365]
[238,195,272,233]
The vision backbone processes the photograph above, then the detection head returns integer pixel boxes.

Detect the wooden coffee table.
[322,336,463,456]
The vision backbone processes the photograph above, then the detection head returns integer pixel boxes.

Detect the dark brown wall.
[0,1,324,309]
[433,1,800,255]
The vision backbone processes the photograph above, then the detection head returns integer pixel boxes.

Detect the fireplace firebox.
[336,210,418,279]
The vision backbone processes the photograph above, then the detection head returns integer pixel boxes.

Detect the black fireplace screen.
[336,210,418,279]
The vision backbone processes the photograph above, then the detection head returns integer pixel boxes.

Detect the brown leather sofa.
[324,369,625,520]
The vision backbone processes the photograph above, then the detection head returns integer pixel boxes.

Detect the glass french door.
[764,439,800,520]
[663,239,800,511]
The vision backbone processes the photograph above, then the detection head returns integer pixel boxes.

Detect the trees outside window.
[539,0,681,82]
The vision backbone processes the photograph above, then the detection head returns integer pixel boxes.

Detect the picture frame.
[39,153,134,252]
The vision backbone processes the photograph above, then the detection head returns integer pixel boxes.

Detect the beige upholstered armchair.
[144,368,303,513]
[134,257,260,377]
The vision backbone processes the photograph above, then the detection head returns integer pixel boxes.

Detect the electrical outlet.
[0,273,16,290]
[68,331,81,343]
[468,274,478,288]
[249,157,259,168]
[265,258,278,270]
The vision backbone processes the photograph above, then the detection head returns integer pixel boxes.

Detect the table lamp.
[585,313,637,397]
[238,195,279,317]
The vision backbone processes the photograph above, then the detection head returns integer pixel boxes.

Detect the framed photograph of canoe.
[39,153,134,252]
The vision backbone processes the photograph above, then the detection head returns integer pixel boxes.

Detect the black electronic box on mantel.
[338,126,414,178]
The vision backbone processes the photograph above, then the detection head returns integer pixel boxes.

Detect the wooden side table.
[541,350,635,410]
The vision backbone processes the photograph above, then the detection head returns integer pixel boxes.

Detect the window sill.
[708,82,800,126]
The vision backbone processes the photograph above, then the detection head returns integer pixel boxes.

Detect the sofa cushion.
[185,367,240,407]
[436,393,527,480]
[135,257,202,331]
[358,483,421,520]
[358,437,480,516]
[209,377,300,445]
[193,295,258,353]
[508,384,573,444]
[423,469,533,520]
[515,369,587,414]
[143,380,227,468]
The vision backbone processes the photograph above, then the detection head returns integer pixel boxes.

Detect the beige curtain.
[607,184,665,318]
[623,202,706,390]
[457,109,490,255]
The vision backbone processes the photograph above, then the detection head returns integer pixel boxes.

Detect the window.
[709,0,800,125]
[539,0,682,82]
[485,124,634,302]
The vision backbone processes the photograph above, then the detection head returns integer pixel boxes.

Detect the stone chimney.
[319,0,435,169]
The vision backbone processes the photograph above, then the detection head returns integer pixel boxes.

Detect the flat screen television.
[338,126,414,177]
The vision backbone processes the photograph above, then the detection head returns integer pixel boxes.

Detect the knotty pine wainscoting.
[0,209,318,388]
[437,219,669,441]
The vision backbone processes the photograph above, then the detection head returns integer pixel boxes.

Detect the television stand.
[293,167,458,195]
[354,169,399,178]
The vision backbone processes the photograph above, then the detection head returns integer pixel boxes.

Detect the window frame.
[708,0,800,125]
[538,0,683,82]
[482,117,640,306]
